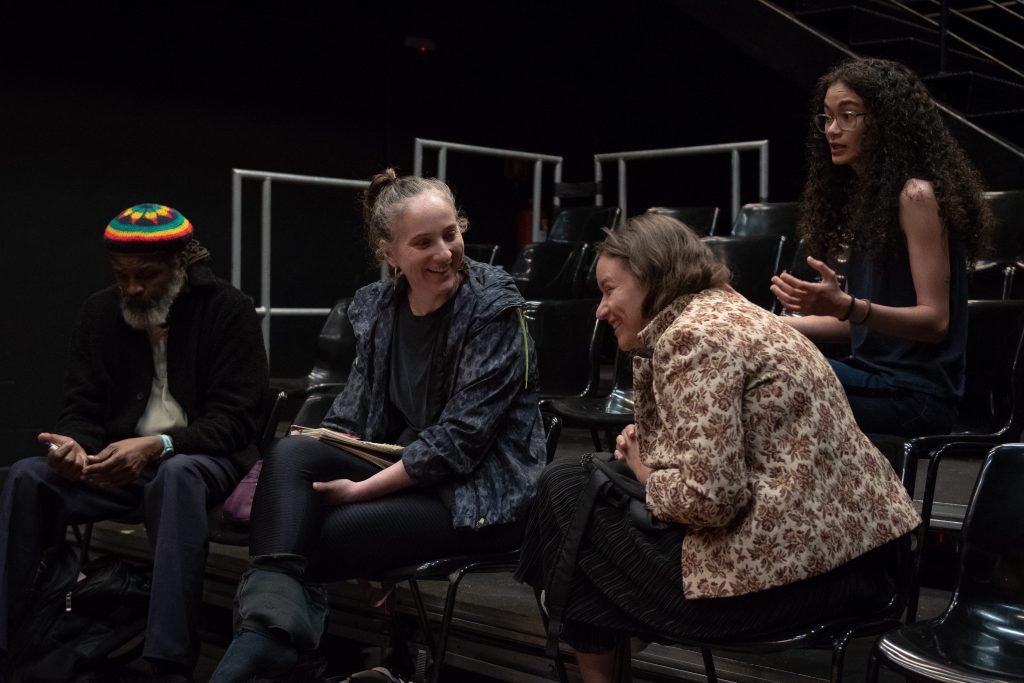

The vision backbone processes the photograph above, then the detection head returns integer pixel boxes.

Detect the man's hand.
[38,432,88,481]
[614,423,651,485]
[83,436,162,488]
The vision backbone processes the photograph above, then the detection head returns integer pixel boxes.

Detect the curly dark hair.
[799,57,991,262]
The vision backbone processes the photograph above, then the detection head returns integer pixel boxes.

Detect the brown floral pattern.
[637,289,921,599]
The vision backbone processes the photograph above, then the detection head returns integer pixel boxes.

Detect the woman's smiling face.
[384,190,465,315]
[595,255,649,351]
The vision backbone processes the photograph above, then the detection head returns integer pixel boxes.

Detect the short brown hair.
[597,214,731,318]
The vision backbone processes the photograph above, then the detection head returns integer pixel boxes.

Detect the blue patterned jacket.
[322,259,546,529]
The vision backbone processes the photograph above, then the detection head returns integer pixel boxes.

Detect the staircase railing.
[888,0,1024,79]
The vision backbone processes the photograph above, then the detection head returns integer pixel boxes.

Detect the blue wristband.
[159,434,174,460]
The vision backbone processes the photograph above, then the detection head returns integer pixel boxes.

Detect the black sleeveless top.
[846,235,967,402]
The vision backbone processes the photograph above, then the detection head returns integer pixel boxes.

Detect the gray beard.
[120,268,186,331]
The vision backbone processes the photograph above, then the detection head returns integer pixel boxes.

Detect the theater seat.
[464,242,500,265]
[271,298,356,399]
[546,205,621,243]
[509,242,590,299]
[968,189,1024,300]
[868,443,1024,682]
[645,205,720,236]
[703,235,786,309]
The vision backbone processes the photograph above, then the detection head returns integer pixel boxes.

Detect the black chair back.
[604,345,635,415]
[293,392,337,427]
[258,389,287,455]
[509,242,589,299]
[542,414,562,464]
[523,300,600,398]
[984,190,1024,264]
[306,298,356,387]
[957,300,1024,435]
[867,443,1024,682]
[725,201,799,239]
[703,235,785,309]
[969,190,1024,300]
[645,206,720,236]
[783,238,816,278]
[949,444,1024,645]
[547,206,621,243]
[464,243,501,265]
[726,202,799,273]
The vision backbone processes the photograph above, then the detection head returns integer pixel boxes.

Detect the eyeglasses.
[814,111,867,133]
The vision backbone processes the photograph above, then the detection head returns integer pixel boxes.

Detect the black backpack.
[4,542,151,682]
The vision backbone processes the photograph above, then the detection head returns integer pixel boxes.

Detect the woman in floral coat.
[517,214,920,683]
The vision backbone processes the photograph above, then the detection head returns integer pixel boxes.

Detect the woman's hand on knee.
[311,478,363,505]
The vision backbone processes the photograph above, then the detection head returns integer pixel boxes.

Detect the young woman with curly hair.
[771,57,992,437]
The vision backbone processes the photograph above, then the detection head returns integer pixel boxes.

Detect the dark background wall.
[0,0,811,465]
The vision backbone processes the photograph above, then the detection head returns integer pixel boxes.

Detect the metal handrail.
[947,1,1024,54]
[593,140,770,222]
[413,138,563,242]
[985,0,1024,23]
[231,168,370,356]
[890,0,1024,80]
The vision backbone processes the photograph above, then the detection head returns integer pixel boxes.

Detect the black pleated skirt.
[515,456,896,653]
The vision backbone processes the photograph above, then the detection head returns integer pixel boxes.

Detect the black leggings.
[249,436,524,581]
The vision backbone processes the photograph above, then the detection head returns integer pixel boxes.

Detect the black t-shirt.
[388,293,455,445]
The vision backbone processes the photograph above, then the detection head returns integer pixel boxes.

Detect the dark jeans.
[828,359,957,438]
[0,453,239,669]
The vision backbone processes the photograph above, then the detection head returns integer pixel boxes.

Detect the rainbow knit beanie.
[103,203,193,253]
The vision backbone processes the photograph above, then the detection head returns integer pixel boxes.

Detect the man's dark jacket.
[54,261,268,474]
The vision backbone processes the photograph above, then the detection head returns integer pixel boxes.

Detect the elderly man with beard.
[0,204,268,682]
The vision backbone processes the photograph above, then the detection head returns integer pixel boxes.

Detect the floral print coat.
[635,288,921,599]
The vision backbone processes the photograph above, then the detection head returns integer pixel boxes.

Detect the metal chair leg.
[427,568,469,683]
[532,587,570,683]
[910,445,947,623]
[406,578,437,660]
[829,631,853,682]
[701,647,717,683]
[78,522,94,563]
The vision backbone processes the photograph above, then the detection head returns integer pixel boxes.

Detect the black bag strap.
[589,454,646,501]
[542,453,677,655]
[543,454,614,656]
